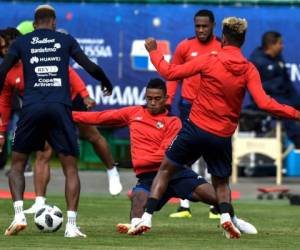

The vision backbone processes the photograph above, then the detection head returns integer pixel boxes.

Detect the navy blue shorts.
[166,120,232,177]
[13,103,79,156]
[72,94,87,111]
[132,168,207,211]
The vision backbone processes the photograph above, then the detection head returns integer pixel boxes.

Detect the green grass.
[0,197,299,249]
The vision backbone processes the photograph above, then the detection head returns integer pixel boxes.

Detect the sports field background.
[1,169,300,249]
[0,196,300,249]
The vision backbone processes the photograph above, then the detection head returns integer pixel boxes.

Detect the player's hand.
[145,37,157,52]
[101,81,113,96]
[83,96,96,110]
[0,133,5,153]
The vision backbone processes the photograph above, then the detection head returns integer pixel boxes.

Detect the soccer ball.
[34,205,63,232]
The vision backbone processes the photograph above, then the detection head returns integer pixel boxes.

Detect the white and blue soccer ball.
[34,205,63,232]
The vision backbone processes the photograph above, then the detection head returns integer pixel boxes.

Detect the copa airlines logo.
[34,78,62,87]
[130,40,171,71]
[86,84,146,106]
[31,37,55,44]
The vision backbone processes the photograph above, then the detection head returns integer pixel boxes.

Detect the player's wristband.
[0,134,4,138]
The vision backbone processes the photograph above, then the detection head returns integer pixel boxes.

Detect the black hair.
[34,7,56,24]
[3,27,21,41]
[223,26,246,47]
[194,9,215,23]
[0,27,22,58]
[146,78,167,95]
[262,31,281,50]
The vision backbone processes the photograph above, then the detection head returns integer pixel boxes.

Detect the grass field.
[0,196,299,250]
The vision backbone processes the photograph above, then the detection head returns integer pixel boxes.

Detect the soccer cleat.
[116,223,131,234]
[208,206,221,219]
[107,168,123,196]
[64,225,87,238]
[234,218,257,234]
[127,215,151,236]
[24,203,43,214]
[169,207,192,218]
[169,210,192,218]
[221,213,241,239]
[4,216,27,236]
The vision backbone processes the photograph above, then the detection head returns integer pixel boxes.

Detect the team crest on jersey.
[156,121,164,129]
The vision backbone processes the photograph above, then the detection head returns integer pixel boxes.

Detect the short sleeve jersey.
[8,28,82,107]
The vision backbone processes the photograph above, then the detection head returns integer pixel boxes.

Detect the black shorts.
[166,120,232,177]
[132,168,207,211]
[72,94,87,111]
[12,103,79,156]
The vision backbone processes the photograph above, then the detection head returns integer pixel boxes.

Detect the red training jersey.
[0,63,89,133]
[73,106,181,176]
[150,46,300,137]
[166,36,221,104]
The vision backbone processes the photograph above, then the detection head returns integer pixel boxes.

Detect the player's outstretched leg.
[5,152,28,236]
[78,124,122,196]
[117,188,148,234]
[128,157,178,235]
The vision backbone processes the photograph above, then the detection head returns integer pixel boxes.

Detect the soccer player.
[0,27,122,214]
[167,9,221,219]
[129,17,300,239]
[0,5,113,237]
[73,78,256,236]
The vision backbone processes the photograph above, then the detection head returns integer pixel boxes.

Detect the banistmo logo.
[31,37,55,44]
[30,43,61,54]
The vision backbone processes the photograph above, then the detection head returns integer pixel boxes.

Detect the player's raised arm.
[145,37,210,81]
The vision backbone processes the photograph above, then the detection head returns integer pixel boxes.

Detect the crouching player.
[73,78,257,236]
